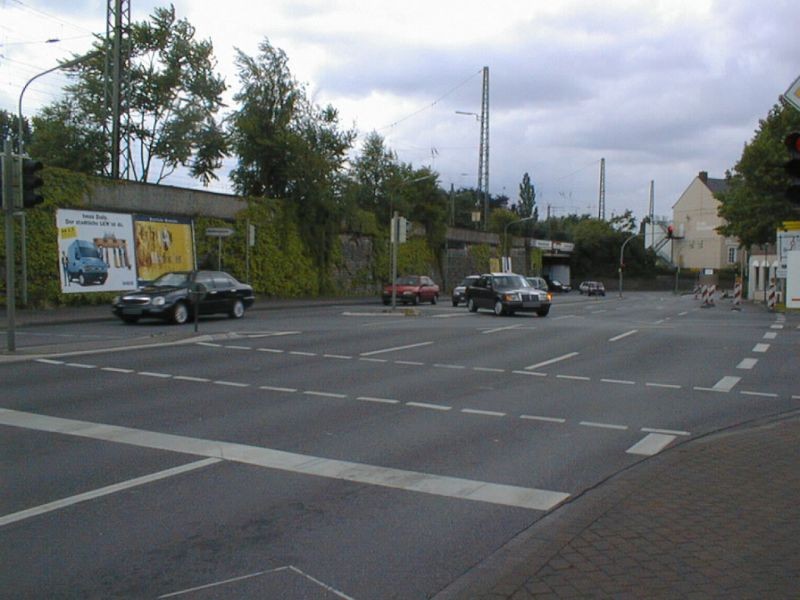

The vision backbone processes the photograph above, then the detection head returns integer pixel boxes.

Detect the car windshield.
[395,276,420,285]
[77,244,101,259]
[151,272,190,287]
[493,275,529,288]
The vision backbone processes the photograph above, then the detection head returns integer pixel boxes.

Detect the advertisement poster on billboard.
[56,209,137,293]
[133,215,195,285]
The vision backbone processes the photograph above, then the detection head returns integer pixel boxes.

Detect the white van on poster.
[56,209,137,293]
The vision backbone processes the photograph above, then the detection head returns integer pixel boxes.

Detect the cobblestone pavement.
[436,413,800,599]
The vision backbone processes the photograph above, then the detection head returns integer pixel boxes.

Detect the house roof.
[705,177,728,195]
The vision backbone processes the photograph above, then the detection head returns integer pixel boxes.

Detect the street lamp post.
[618,233,639,298]
[503,216,536,272]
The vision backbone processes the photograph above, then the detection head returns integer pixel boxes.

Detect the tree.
[0,109,31,152]
[517,172,537,220]
[716,103,800,249]
[32,5,227,184]
[227,38,355,292]
[349,132,399,223]
[27,100,106,173]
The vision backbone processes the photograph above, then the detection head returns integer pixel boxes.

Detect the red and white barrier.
[767,284,777,311]
[731,281,742,311]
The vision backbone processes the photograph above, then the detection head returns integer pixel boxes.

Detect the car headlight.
[547,292,553,301]
[503,292,521,302]
[151,296,166,306]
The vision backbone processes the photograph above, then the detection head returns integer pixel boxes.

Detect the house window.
[727,247,738,264]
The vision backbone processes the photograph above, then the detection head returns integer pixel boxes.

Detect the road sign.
[206,227,234,237]
[784,75,800,113]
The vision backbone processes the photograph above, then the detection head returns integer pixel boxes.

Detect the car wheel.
[467,298,478,313]
[452,299,459,307]
[431,294,438,305]
[229,299,245,319]
[122,315,139,324]
[493,301,505,316]
[78,272,86,286]
[537,306,550,317]
[172,301,189,325]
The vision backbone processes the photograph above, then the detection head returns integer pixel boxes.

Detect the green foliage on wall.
[469,243,494,273]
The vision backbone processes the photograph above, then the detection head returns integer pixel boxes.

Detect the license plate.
[122,307,142,315]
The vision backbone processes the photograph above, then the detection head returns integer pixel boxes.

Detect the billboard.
[133,215,195,285]
[56,209,137,293]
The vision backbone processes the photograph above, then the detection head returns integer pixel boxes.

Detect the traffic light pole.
[3,140,16,351]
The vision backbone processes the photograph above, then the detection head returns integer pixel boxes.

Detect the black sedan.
[112,270,255,324]
[465,272,551,317]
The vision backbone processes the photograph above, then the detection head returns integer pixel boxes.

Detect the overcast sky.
[2,0,799,221]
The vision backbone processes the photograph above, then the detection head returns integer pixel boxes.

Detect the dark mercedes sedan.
[112,270,255,324]
[465,272,551,317]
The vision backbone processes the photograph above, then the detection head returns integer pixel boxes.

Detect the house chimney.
[698,171,708,184]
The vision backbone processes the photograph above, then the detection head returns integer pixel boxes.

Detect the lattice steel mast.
[478,66,490,230]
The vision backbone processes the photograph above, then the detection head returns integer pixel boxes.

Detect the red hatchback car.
[382,275,440,305]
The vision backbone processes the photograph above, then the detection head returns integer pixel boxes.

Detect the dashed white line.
[641,427,690,436]
[712,376,741,392]
[394,360,425,366]
[290,351,317,357]
[737,358,758,370]
[513,370,547,377]
[763,332,777,339]
[525,352,579,371]
[601,378,635,385]
[357,396,399,405]
[406,401,451,411]
[461,408,506,417]
[752,343,770,353]
[579,421,628,431]
[482,324,524,334]
[433,363,466,370]
[259,385,297,393]
[214,381,249,388]
[740,390,779,398]
[557,374,591,381]
[626,433,676,456]
[646,382,682,389]
[225,345,252,351]
[609,329,638,342]
[304,391,347,399]
[770,324,784,330]
[257,348,284,354]
[138,371,172,378]
[101,367,135,374]
[65,362,96,369]
[324,354,352,360]
[174,375,210,383]
[35,359,64,365]
[360,341,434,356]
[520,415,566,424]
[473,367,506,373]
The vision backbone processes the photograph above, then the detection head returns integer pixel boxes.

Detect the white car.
[452,275,479,306]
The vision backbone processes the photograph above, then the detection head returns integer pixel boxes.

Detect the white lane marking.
[461,408,506,417]
[520,415,566,424]
[737,358,758,370]
[652,319,666,325]
[557,375,591,381]
[406,401,451,411]
[173,375,210,383]
[0,409,568,512]
[513,370,547,377]
[770,324,783,330]
[259,385,297,393]
[225,345,252,351]
[678,311,688,316]
[473,367,506,373]
[753,343,770,353]
[0,458,221,527]
[525,352,579,371]
[159,566,358,600]
[102,367,135,374]
[214,381,249,388]
[433,363,466,370]
[712,376,741,392]
[626,433,676,456]
[359,357,387,363]
[357,396,399,405]
[579,421,628,431]
[394,360,425,366]
[35,359,64,365]
[552,315,577,320]
[433,313,467,318]
[290,351,317,357]
[740,390,779,398]
[65,362,96,369]
[257,348,284,354]
[139,371,172,378]
[609,329,638,342]
[197,342,222,347]
[244,331,301,338]
[601,378,635,385]
[304,391,347,399]
[324,354,352,360]
[641,427,690,436]
[763,332,777,339]
[360,341,434,356]
[482,324,524,334]
[646,382,682,389]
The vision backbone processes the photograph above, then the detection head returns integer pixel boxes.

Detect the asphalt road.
[1,292,797,598]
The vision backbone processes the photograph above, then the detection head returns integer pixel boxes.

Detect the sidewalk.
[436,411,800,599]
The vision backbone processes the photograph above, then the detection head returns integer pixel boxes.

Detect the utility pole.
[105,0,130,179]
[649,180,655,248]
[478,66,490,230]
[598,157,606,220]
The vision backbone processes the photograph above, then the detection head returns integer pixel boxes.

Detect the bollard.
[731,281,742,311]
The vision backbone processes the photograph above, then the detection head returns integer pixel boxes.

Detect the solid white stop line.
[0,408,569,512]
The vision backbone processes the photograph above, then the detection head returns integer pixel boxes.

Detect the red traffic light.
[785,132,800,154]
[667,225,674,239]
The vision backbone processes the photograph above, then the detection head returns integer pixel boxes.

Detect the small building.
[671,172,740,271]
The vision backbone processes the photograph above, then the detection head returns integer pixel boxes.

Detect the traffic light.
[22,158,44,208]
[667,225,674,239]
[785,131,800,205]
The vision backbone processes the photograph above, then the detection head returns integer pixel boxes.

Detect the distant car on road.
[545,277,571,293]
[452,275,480,306]
[579,281,606,296]
[382,275,440,305]
[112,270,255,324]
[466,273,551,316]
[526,276,549,292]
